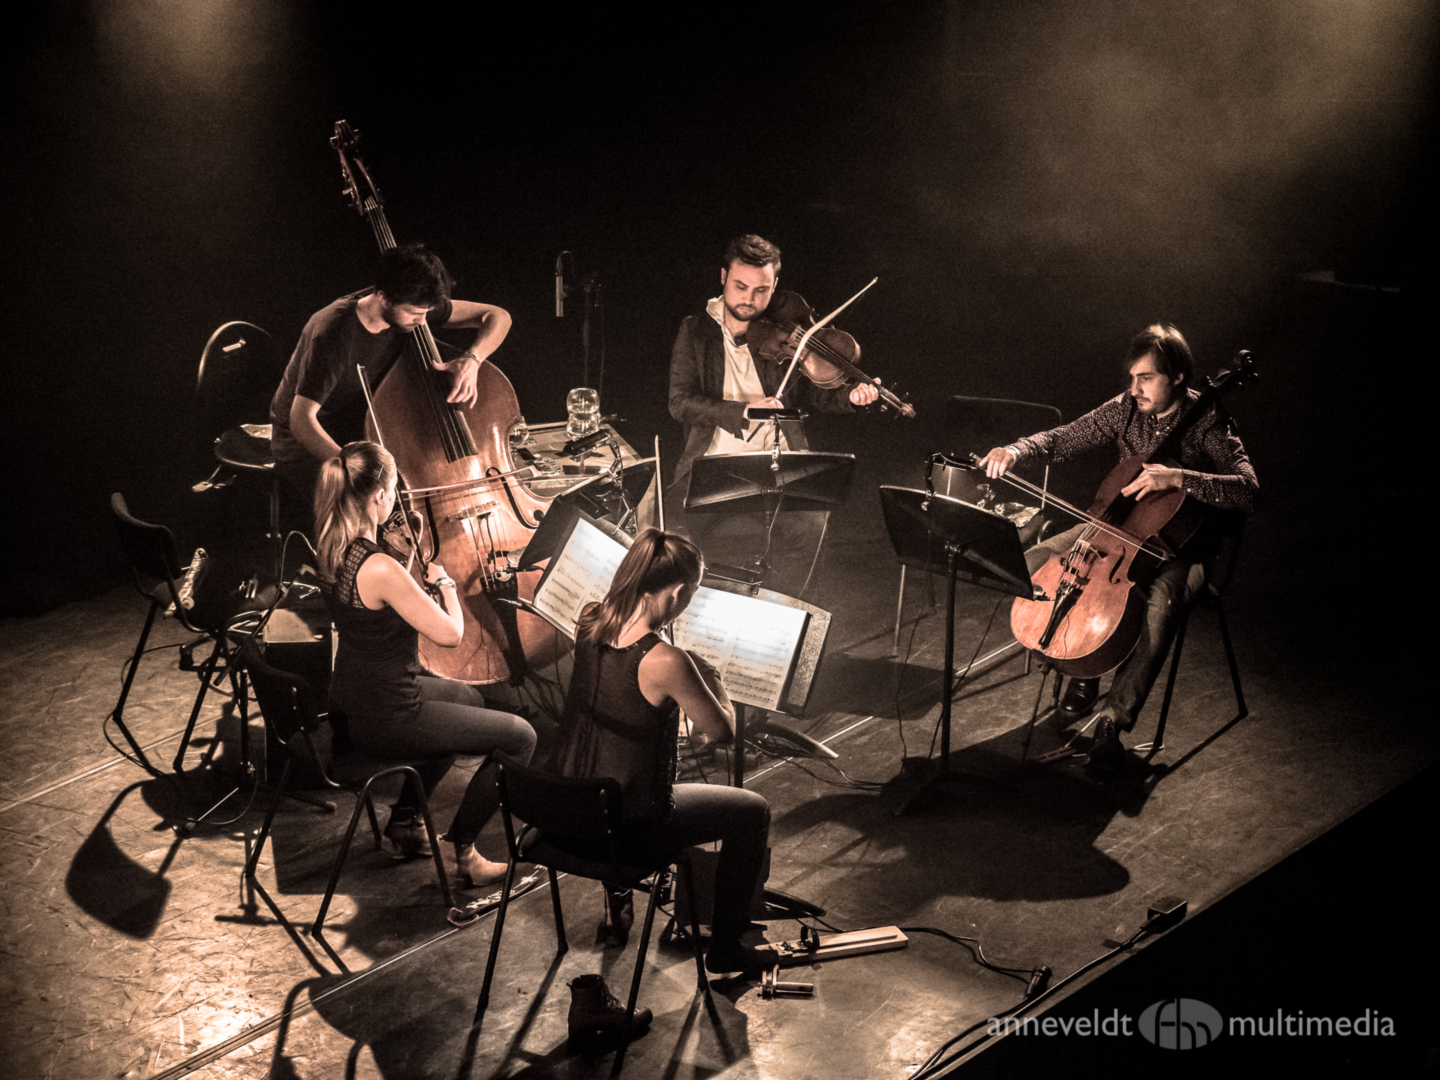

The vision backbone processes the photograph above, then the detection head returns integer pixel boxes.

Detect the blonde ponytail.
[314,441,396,582]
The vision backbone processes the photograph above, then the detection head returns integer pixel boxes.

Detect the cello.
[331,120,562,685]
[1005,351,1257,679]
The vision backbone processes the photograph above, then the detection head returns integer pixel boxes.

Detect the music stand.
[677,578,834,784]
[879,485,1031,814]
[686,449,854,588]
[685,450,855,514]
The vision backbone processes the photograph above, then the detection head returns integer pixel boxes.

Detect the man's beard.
[724,300,758,324]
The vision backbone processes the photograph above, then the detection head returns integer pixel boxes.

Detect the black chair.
[236,636,457,943]
[110,492,250,777]
[193,321,285,581]
[1140,520,1248,755]
[475,760,709,1062]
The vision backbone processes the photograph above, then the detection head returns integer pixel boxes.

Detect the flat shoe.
[456,846,509,888]
[1060,677,1099,720]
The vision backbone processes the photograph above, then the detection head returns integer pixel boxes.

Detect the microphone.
[561,429,611,457]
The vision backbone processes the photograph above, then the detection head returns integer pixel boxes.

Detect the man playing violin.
[979,324,1257,770]
[667,235,878,591]
[270,242,512,504]
[668,234,878,495]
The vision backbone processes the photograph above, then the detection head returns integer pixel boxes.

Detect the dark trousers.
[614,783,770,940]
[1026,524,1206,732]
[346,677,538,846]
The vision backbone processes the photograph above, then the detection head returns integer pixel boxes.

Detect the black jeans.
[614,783,770,940]
[1026,524,1205,732]
[347,677,538,846]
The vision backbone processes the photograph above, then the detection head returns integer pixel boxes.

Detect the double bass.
[331,121,562,684]
[1006,351,1257,679]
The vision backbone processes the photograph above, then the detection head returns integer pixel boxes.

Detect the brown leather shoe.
[454,844,508,888]
[382,809,434,860]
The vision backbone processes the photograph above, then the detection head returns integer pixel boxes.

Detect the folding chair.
[236,636,457,940]
[475,760,709,1065]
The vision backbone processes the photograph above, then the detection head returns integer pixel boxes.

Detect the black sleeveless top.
[326,537,423,724]
[552,632,679,825]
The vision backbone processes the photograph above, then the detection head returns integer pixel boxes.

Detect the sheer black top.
[552,631,679,825]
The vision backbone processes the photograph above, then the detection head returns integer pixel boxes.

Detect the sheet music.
[672,588,808,711]
[531,517,628,634]
[532,513,811,710]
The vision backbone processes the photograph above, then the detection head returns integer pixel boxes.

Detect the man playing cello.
[980,324,1257,768]
[270,242,511,504]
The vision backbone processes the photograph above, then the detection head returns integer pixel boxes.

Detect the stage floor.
[2,425,1434,1078]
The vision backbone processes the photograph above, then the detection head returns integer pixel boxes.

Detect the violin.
[1003,351,1257,678]
[746,291,915,417]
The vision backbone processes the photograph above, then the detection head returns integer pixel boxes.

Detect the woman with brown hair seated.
[553,527,770,977]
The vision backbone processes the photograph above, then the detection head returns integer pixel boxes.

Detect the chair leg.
[172,633,229,774]
[112,599,163,774]
[474,858,522,1027]
[547,867,568,953]
[1150,608,1191,753]
[1215,602,1247,721]
[615,872,664,1068]
[313,775,385,936]
[677,855,710,992]
[243,758,293,881]
[410,776,455,912]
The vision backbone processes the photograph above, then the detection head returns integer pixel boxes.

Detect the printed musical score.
[672,590,807,711]
[532,516,810,711]
[531,517,627,631]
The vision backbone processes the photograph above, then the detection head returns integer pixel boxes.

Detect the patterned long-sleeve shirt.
[1011,389,1257,512]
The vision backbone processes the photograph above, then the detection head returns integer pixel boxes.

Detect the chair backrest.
[111,492,184,592]
[196,321,282,434]
[497,760,624,842]
[946,396,1062,463]
[236,635,326,748]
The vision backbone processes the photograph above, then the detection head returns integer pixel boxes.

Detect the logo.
[1138,998,1224,1050]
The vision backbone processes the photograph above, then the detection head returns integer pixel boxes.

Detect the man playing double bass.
[270,242,512,504]
[980,324,1257,769]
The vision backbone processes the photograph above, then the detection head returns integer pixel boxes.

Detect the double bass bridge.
[444,498,498,524]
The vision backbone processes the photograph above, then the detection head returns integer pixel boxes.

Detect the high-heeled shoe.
[595,884,634,947]
[454,843,508,888]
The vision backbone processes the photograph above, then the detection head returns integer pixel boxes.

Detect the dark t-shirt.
[269,290,453,468]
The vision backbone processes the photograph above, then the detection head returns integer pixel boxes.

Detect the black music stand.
[879,485,1032,814]
[684,450,855,514]
[685,449,854,586]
